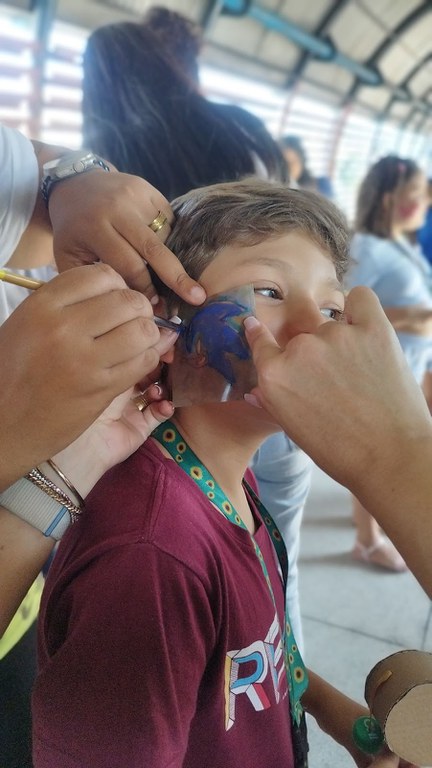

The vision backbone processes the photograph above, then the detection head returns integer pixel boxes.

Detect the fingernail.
[244,393,261,408]
[189,285,206,303]
[151,294,160,306]
[169,315,182,325]
[244,316,260,331]
[152,384,162,397]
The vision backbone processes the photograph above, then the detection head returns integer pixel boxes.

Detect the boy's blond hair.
[154,178,349,310]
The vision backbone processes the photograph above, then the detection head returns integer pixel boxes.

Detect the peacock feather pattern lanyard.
[152,420,309,726]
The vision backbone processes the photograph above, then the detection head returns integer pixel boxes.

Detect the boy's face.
[198,231,345,348]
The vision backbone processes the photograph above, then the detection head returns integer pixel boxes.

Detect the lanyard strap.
[152,420,308,725]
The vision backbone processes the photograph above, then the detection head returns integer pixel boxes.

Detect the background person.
[416,177,432,264]
[82,13,288,201]
[280,134,334,198]
[347,155,430,572]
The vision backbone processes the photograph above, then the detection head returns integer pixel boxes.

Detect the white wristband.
[0,477,71,540]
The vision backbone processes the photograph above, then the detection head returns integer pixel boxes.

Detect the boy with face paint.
[33,181,393,768]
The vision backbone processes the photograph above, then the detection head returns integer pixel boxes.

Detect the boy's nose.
[279,301,327,344]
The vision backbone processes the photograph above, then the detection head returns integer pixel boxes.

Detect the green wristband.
[352,715,384,755]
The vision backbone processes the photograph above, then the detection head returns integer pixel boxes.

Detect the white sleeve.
[0,125,39,267]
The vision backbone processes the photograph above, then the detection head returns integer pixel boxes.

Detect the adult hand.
[244,286,432,492]
[0,262,178,490]
[48,169,206,304]
[51,383,174,499]
[367,750,416,768]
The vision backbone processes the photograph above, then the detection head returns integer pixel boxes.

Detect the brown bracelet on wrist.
[47,458,85,508]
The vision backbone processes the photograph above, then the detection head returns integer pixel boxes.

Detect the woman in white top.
[347,155,430,571]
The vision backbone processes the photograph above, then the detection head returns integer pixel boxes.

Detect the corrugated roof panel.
[356,84,392,110]
[259,0,289,12]
[258,30,301,70]
[397,11,432,59]
[209,15,263,56]
[274,0,333,30]
[359,0,423,29]
[328,4,385,61]
[90,0,203,18]
[379,44,417,84]
[57,0,131,28]
[303,60,354,96]
[409,65,432,97]
[388,101,414,119]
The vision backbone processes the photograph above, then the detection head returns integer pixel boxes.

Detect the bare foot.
[352,536,408,572]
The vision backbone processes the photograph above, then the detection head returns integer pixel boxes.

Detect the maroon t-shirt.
[33,440,295,768]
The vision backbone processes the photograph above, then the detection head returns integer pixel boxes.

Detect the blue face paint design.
[182,297,251,384]
[168,285,257,407]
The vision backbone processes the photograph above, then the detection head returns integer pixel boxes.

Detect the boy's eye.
[254,287,282,300]
[320,308,344,321]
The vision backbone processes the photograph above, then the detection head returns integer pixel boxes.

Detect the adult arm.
[245,287,432,597]
[0,509,54,637]
[0,383,174,636]
[8,137,206,304]
[0,262,177,488]
[384,305,432,336]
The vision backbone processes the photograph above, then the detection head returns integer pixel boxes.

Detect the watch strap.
[41,152,110,207]
[0,477,71,540]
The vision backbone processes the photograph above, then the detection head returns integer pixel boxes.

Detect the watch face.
[43,150,95,180]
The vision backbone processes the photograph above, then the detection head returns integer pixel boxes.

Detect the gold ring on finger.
[132,393,149,412]
[148,211,168,233]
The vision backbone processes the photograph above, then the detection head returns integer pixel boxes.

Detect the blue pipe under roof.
[222,0,383,87]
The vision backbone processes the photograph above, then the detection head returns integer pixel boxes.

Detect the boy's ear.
[152,296,179,320]
[160,347,175,364]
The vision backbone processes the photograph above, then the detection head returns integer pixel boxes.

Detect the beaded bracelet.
[26,467,82,524]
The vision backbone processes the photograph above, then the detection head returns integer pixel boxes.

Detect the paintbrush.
[0,269,183,333]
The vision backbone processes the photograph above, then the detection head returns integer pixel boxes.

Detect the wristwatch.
[41,149,110,206]
[0,477,72,540]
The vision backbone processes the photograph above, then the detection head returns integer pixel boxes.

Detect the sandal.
[352,536,408,573]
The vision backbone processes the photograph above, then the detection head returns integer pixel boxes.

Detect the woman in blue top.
[347,155,430,571]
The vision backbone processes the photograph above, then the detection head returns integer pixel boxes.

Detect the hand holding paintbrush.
[0,269,183,332]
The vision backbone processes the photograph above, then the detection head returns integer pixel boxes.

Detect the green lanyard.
[152,420,309,726]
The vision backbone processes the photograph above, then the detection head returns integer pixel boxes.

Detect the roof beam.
[345,1,430,104]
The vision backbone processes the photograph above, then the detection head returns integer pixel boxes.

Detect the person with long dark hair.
[82,16,287,201]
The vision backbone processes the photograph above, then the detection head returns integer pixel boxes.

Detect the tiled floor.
[299,465,432,766]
